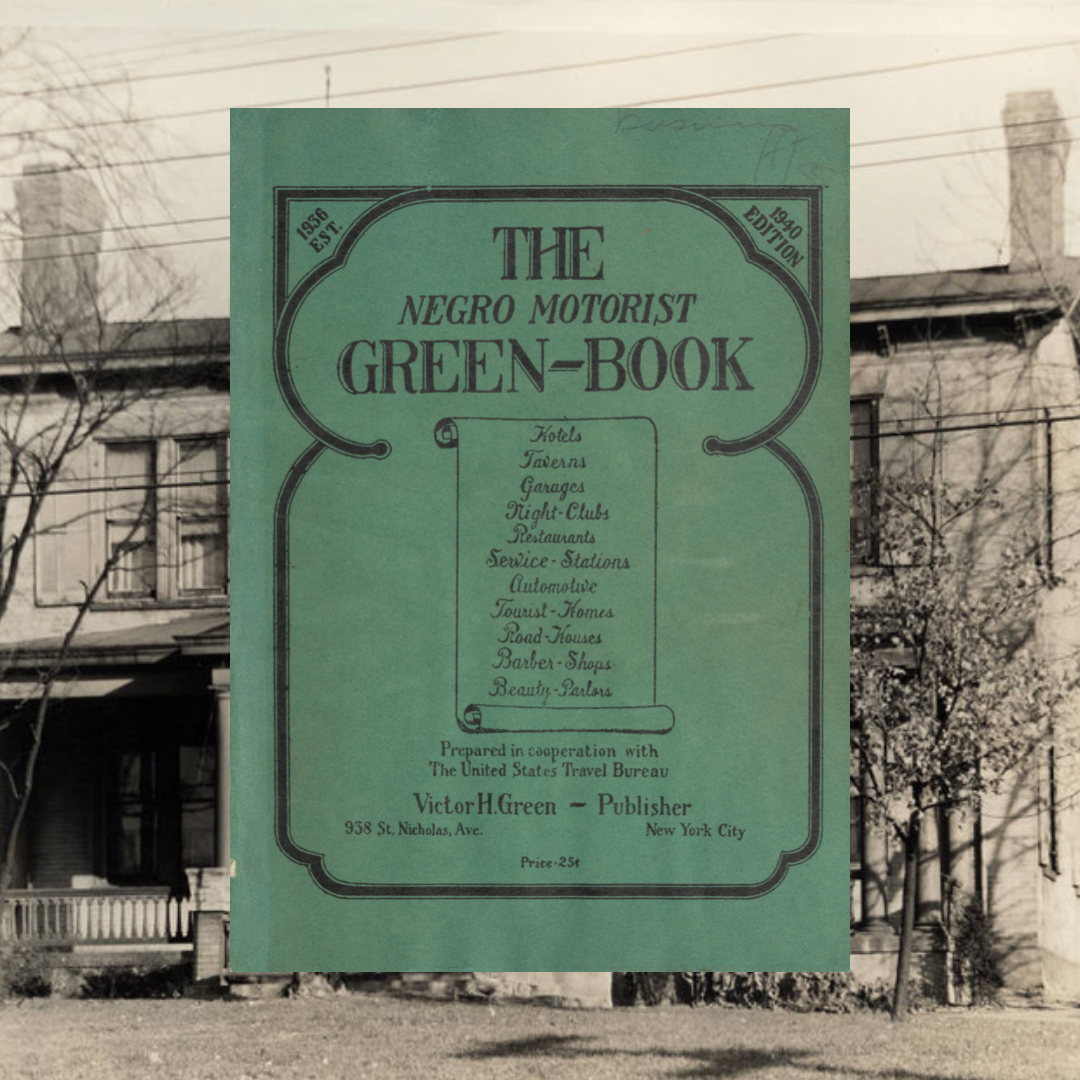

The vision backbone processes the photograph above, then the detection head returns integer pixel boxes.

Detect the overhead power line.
[8,35,1077,179]
[11,34,803,138]
[854,135,1080,171]
[615,37,1080,108]
[2,477,228,500]
[0,214,229,247]
[263,34,802,109]
[851,413,1080,440]
[23,31,505,95]
[0,28,291,82]
[0,150,227,183]
[853,113,1080,150]
[6,131,1076,182]
[0,234,229,263]
[82,30,332,74]
[856,402,1080,429]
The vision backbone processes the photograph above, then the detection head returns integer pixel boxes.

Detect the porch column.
[917,808,942,925]
[860,810,889,927]
[212,668,230,868]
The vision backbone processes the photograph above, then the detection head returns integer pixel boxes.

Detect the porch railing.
[1,888,192,945]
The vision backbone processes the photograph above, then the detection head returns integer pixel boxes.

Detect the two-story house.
[0,166,230,983]
[850,91,1080,998]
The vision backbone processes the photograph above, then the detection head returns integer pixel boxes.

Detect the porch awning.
[0,613,229,671]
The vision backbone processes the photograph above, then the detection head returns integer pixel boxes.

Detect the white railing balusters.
[1,888,193,944]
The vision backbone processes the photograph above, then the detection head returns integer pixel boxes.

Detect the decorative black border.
[271,185,825,897]
[273,436,821,897]
[272,186,822,458]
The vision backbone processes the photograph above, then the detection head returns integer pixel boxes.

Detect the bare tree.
[0,31,224,910]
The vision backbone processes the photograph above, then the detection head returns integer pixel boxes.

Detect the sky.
[2,6,1080,320]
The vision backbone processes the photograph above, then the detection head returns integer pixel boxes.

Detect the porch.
[1,885,192,948]
[0,615,230,978]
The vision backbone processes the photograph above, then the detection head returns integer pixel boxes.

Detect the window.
[105,739,218,885]
[108,749,158,883]
[105,441,157,599]
[36,433,228,606]
[850,399,878,564]
[175,437,229,596]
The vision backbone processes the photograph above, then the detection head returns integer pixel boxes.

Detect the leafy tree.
[850,470,1067,1018]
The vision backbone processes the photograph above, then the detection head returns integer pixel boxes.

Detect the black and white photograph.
[1,2,1079,1077]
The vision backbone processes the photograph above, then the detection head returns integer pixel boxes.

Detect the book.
[230,108,850,972]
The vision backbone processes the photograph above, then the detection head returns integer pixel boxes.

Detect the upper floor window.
[105,440,157,599]
[36,433,228,607]
[850,398,878,564]
[175,437,229,596]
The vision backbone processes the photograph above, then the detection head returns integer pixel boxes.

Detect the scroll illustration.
[436,416,674,734]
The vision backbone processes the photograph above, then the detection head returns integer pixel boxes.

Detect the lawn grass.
[2,993,1079,1080]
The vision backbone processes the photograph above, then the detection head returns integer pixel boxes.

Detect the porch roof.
[0,613,229,669]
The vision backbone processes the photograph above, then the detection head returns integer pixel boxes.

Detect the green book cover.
[231,108,850,972]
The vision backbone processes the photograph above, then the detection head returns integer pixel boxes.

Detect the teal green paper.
[231,108,850,972]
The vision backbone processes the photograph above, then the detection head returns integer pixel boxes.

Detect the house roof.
[0,612,229,669]
[850,259,1080,322]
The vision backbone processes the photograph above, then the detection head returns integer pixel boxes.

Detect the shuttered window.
[35,433,228,607]
[105,441,157,599]
[175,438,228,596]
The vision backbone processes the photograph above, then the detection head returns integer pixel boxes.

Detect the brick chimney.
[1003,90,1070,273]
[15,166,106,335]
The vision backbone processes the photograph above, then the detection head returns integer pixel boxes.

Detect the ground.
[1,994,1079,1080]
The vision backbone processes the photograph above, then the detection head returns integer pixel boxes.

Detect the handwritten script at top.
[613,109,827,186]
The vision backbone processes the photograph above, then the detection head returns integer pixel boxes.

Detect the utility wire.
[0,214,229,247]
[854,135,1080,171]
[0,111,1075,256]
[12,72,1078,160]
[615,37,1080,108]
[3,31,1078,184]
[851,413,1080,440]
[0,150,228,183]
[0,28,293,81]
[11,34,802,138]
[90,30,331,74]
[6,39,1076,182]
[21,31,505,95]
[24,34,1078,116]
[853,113,1080,150]
[0,234,229,263]
[855,401,1080,428]
[292,37,799,105]
[48,466,223,486]
[1,478,228,500]
[5,131,1078,181]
